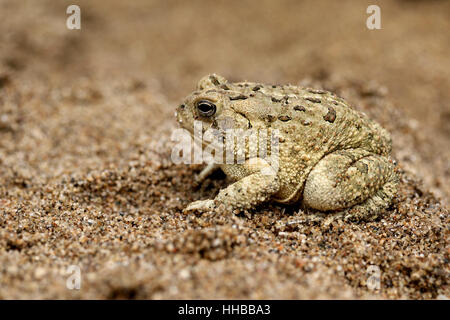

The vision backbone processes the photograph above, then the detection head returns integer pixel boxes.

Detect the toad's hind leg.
[303,149,398,221]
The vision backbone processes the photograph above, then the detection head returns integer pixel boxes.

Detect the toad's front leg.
[194,163,220,186]
[184,158,280,213]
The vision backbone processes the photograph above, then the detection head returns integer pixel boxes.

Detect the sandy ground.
[0,0,448,299]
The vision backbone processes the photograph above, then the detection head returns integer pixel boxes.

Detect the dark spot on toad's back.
[323,106,337,123]
[294,105,306,112]
[305,97,321,103]
[230,94,248,100]
[220,84,230,90]
[271,97,282,103]
[278,115,291,122]
[252,85,262,91]
[209,75,220,85]
[267,115,276,122]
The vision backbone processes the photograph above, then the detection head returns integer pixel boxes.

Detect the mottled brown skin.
[176,74,398,221]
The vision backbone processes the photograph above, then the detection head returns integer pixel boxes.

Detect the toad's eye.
[195,100,216,117]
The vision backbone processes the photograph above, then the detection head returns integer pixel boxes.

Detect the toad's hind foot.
[334,174,397,222]
[303,148,398,221]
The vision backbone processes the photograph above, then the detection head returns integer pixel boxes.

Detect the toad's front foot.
[183,199,216,213]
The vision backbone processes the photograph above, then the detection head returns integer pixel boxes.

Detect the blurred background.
[1,0,449,118]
